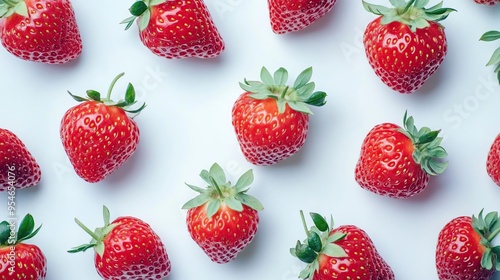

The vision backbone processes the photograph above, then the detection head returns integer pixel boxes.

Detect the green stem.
[107,72,125,100]
[300,210,309,236]
[210,177,225,198]
[487,227,500,243]
[74,218,100,241]
[280,86,289,99]
[402,0,415,13]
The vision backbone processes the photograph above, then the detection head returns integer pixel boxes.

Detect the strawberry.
[121,0,224,59]
[487,134,500,186]
[60,72,145,183]
[291,211,394,279]
[0,128,41,191]
[68,206,171,280]
[231,67,327,166]
[474,0,500,5]
[0,214,46,279]
[268,0,337,34]
[355,111,448,198]
[182,163,263,264]
[479,30,500,84]
[0,0,82,64]
[436,210,500,279]
[362,0,455,94]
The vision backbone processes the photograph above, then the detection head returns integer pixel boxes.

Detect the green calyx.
[0,214,41,246]
[181,163,264,219]
[472,210,500,271]
[240,67,327,115]
[67,205,118,257]
[399,111,448,176]
[0,0,28,18]
[67,72,146,116]
[479,30,500,85]
[362,0,456,32]
[290,211,347,280]
[121,0,165,31]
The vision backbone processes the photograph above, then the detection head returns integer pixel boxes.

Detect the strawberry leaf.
[206,200,221,218]
[274,68,288,85]
[307,231,322,252]
[309,213,328,232]
[234,169,254,192]
[235,193,264,211]
[181,194,210,209]
[129,1,148,16]
[322,243,348,258]
[0,221,11,244]
[288,101,313,115]
[86,90,101,101]
[125,83,136,104]
[138,9,151,32]
[260,67,275,86]
[480,31,500,42]
[209,163,226,186]
[295,241,318,263]
[486,47,500,67]
[293,67,313,89]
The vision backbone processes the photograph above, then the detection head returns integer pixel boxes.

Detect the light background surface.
[1,0,499,279]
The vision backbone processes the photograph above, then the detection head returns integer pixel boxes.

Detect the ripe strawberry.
[487,134,500,186]
[60,72,145,183]
[0,128,41,191]
[0,0,82,64]
[355,111,448,198]
[121,0,224,59]
[231,67,327,166]
[68,206,171,280]
[362,0,455,94]
[436,210,500,279]
[291,211,394,279]
[268,0,337,34]
[182,163,263,264]
[474,0,499,5]
[480,30,500,85]
[0,214,46,279]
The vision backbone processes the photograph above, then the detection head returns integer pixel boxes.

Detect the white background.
[1,0,499,279]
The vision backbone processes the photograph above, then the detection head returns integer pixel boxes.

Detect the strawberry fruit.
[268,0,337,34]
[121,0,224,59]
[487,134,500,186]
[60,72,145,183]
[362,0,455,94]
[0,214,46,279]
[231,67,327,166]
[436,210,500,279]
[182,162,263,264]
[0,128,41,191]
[480,30,500,85]
[474,0,500,5]
[355,111,448,198]
[0,0,82,64]
[68,205,171,280]
[291,211,394,279]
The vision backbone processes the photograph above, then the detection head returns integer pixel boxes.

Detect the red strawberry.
[268,0,337,34]
[0,0,82,64]
[355,112,448,198]
[0,128,41,191]
[474,0,500,5]
[0,214,47,280]
[436,210,500,279]
[291,211,394,279]
[182,163,263,264]
[487,134,500,186]
[231,67,327,166]
[121,0,224,59]
[68,206,171,280]
[362,0,455,94]
[480,30,500,85]
[60,73,145,183]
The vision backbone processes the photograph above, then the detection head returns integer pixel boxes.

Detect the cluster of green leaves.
[399,111,448,176]
[362,0,456,32]
[182,163,264,218]
[480,31,500,85]
[472,210,500,271]
[0,214,41,246]
[290,211,347,279]
[121,0,165,31]
[239,67,327,114]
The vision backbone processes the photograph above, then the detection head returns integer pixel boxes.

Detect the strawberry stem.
[210,177,225,198]
[299,210,309,235]
[107,72,125,100]
[487,227,500,243]
[74,218,100,241]
[280,86,289,99]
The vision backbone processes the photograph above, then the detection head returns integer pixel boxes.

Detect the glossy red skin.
[314,225,394,280]
[139,0,224,59]
[268,0,336,34]
[355,123,429,198]
[363,17,447,94]
[0,0,82,64]
[474,0,499,5]
[486,134,500,186]
[436,216,493,280]
[60,101,140,183]
[95,216,171,280]
[0,128,41,191]
[0,243,47,279]
[186,203,259,264]
[231,92,309,166]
